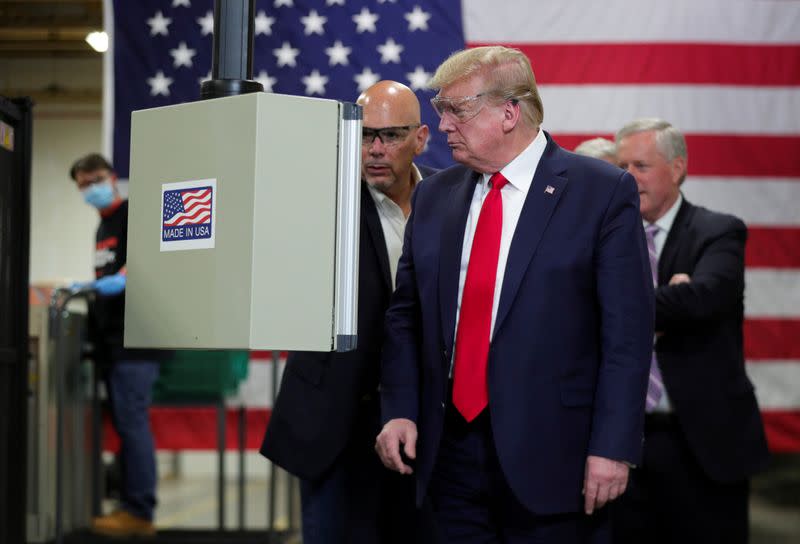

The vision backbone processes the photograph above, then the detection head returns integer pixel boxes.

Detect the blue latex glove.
[93,273,126,296]
[69,281,91,292]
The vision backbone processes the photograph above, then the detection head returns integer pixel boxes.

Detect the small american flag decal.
[160,179,217,252]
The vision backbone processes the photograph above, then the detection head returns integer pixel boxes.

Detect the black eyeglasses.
[362,125,420,147]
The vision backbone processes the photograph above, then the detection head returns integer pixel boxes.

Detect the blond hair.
[429,46,544,128]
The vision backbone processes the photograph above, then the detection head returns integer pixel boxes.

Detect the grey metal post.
[268,350,280,530]
[217,398,226,530]
[200,0,263,99]
[91,361,102,517]
[238,404,246,529]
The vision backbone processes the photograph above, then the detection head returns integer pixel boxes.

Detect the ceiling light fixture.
[85,31,108,53]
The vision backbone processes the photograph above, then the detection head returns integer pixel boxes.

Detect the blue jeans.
[107,359,160,521]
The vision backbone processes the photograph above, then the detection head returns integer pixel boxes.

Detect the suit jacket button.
[441,402,445,410]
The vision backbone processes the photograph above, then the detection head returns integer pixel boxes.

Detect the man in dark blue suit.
[375,46,655,543]
[261,81,435,544]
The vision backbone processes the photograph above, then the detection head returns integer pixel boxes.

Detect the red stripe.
[747,228,800,269]
[102,407,800,453]
[762,410,800,452]
[164,206,210,227]
[103,407,272,452]
[467,43,800,86]
[250,350,288,359]
[553,134,800,178]
[183,194,212,210]
[745,319,800,361]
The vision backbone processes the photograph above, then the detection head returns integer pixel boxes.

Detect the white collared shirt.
[644,192,683,411]
[367,164,422,289]
[453,128,548,351]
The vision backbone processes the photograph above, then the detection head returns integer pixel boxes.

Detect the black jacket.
[655,197,769,483]
[261,167,435,479]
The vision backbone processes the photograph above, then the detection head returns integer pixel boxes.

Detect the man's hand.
[583,455,629,514]
[375,418,417,475]
[669,273,691,285]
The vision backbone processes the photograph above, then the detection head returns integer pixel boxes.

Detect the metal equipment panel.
[126,95,258,349]
[250,93,341,351]
[126,92,360,351]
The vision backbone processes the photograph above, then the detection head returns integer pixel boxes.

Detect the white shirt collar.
[645,192,683,237]
[482,128,547,194]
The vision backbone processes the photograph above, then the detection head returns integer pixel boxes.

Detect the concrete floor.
[138,452,800,542]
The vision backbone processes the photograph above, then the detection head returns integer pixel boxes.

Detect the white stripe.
[682,178,800,226]
[745,270,800,318]
[165,207,211,226]
[539,86,800,135]
[463,0,800,44]
[182,189,211,200]
[747,361,800,410]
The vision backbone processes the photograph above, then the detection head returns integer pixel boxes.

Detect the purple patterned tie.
[645,224,664,410]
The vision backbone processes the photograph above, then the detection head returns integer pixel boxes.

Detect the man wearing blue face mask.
[70,153,160,537]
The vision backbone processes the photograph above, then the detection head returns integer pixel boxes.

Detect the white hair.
[615,118,687,162]
[574,137,616,160]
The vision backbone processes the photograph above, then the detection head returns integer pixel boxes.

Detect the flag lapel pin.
[545,185,555,194]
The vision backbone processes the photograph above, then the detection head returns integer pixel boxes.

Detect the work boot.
[91,510,156,537]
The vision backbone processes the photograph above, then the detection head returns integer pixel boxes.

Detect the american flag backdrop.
[104,0,800,451]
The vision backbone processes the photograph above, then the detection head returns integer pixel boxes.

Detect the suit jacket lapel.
[439,171,481,354]
[494,139,567,336]
[658,196,693,284]
[361,182,393,292]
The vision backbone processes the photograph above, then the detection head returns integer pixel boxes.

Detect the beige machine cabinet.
[125,92,361,351]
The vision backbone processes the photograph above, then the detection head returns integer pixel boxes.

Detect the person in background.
[69,153,161,537]
[375,46,654,544]
[260,81,436,544]
[574,137,618,165]
[612,118,770,544]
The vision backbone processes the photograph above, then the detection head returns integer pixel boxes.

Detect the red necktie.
[452,172,508,421]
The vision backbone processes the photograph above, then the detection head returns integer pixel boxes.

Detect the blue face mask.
[82,180,116,210]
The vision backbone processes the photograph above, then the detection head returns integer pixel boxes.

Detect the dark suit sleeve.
[656,216,746,330]
[589,171,654,463]
[380,186,422,424]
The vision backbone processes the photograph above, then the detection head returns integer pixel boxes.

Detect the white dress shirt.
[645,192,683,411]
[452,128,548,356]
[367,164,422,289]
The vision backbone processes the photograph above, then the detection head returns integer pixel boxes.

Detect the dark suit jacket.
[654,197,769,483]
[381,133,655,515]
[261,167,436,480]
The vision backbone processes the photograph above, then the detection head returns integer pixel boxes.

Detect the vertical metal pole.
[200,0,263,99]
[268,350,280,531]
[91,363,102,516]
[53,301,65,544]
[238,405,246,529]
[217,399,226,531]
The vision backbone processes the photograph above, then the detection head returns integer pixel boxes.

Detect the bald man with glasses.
[375,47,654,544]
[260,81,435,544]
